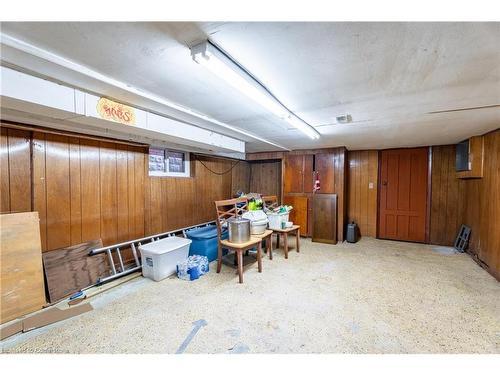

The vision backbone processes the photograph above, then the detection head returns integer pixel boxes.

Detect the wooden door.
[379,148,429,243]
[283,155,313,194]
[312,194,337,244]
[283,195,309,235]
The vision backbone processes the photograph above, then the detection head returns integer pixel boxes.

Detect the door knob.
[382,181,388,186]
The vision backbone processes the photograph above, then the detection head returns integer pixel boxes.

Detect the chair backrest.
[214,197,249,240]
[262,195,279,210]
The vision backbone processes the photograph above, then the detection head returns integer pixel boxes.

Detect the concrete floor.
[2,237,499,354]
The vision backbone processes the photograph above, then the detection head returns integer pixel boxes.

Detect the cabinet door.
[314,153,335,193]
[283,195,308,235]
[303,155,314,193]
[284,155,304,193]
[312,193,337,244]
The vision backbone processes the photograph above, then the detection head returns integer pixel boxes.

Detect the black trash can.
[346,222,359,243]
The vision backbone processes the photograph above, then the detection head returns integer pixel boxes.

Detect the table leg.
[237,250,243,284]
[257,242,262,273]
[269,235,273,260]
[276,234,280,249]
[296,228,300,253]
[284,233,289,259]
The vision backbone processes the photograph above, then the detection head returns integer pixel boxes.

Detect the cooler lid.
[186,225,226,240]
[139,236,192,255]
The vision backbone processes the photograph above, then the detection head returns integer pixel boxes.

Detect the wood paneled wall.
[461,130,500,280]
[0,128,31,214]
[249,160,282,201]
[144,155,234,235]
[1,123,243,252]
[36,134,147,251]
[230,160,250,196]
[430,130,500,280]
[347,150,378,237]
[430,145,466,246]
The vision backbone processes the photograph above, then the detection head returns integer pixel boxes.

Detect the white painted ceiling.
[1,22,499,152]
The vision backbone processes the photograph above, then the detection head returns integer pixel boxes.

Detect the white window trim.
[148,148,191,178]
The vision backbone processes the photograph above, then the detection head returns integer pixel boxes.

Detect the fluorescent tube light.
[191,41,320,140]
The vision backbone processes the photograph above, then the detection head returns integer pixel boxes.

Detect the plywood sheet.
[42,239,108,303]
[0,212,46,324]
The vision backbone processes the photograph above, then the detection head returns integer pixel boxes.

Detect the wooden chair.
[214,197,263,284]
[262,195,279,210]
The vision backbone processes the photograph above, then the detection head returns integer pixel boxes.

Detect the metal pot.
[227,217,251,243]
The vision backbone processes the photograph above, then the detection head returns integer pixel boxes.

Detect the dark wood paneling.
[80,139,101,244]
[461,129,500,280]
[1,123,241,254]
[32,132,47,251]
[99,142,118,246]
[231,161,250,196]
[430,145,466,246]
[249,160,282,201]
[69,138,82,245]
[144,154,237,236]
[246,151,284,161]
[3,129,32,213]
[45,134,71,250]
[134,146,146,238]
[347,150,379,237]
[116,144,129,243]
[0,128,10,213]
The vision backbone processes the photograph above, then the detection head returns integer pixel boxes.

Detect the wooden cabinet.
[283,155,313,193]
[456,136,484,179]
[282,148,347,241]
[314,153,335,193]
[312,194,337,244]
[283,195,310,236]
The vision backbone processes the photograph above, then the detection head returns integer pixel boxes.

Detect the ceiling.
[1,22,499,152]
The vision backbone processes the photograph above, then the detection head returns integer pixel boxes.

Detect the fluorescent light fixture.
[191,41,320,140]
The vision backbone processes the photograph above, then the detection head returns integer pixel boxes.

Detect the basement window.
[148,148,191,177]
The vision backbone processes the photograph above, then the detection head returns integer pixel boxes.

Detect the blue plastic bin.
[185,225,228,262]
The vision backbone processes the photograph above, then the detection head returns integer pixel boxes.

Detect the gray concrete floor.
[2,237,499,353]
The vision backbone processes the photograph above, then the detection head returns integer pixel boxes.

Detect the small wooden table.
[219,237,262,283]
[272,225,300,259]
[251,229,273,260]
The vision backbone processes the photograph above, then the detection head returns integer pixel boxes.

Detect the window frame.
[148,147,191,178]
